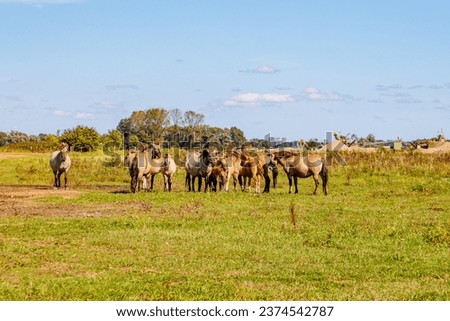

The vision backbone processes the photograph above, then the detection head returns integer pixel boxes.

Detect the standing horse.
[161,153,177,192]
[184,149,214,192]
[273,151,328,195]
[50,143,71,189]
[217,151,241,192]
[238,152,263,193]
[124,144,163,193]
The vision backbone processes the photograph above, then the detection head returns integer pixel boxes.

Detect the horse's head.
[272,151,284,161]
[151,144,161,159]
[162,153,171,167]
[60,143,69,161]
[201,149,214,167]
[124,149,137,167]
[240,152,254,166]
[267,153,277,170]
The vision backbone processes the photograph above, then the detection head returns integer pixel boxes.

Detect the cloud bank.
[224,92,294,106]
[301,87,355,102]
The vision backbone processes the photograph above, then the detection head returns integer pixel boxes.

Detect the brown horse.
[205,159,228,192]
[273,151,328,195]
[216,151,241,192]
[238,152,263,193]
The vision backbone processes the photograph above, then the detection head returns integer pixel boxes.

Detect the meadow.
[0,149,449,300]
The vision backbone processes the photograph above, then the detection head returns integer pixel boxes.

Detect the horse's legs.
[167,174,172,192]
[233,174,238,191]
[57,172,62,188]
[320,167,329,196]
[263,172,270,193]
[137,173,143,192]
[130,175,136,193]
[64,172,68,189]
[186,174,191,191]
[312,174,320,195]
[294,176,299,194]
[150,174,156,192]
[254,175,260,194]
[288,175,293,193]
[53,171,58,188]
[197,175,202,192]
[224,177,229,192]
[272,167,278,188]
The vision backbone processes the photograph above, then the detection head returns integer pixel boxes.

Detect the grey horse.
[50,143,71,189]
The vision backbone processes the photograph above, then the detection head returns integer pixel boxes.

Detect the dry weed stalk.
[290,200,298,229]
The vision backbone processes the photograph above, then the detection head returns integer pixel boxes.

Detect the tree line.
[117,108,246,149]
[0,108,247,152]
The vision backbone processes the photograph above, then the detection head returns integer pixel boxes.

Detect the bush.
[61,125,100,152]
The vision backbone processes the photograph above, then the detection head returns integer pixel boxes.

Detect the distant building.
[264,133,299,148]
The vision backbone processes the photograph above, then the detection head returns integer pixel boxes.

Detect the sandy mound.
[417,142,450,154]
[317,141,349,152]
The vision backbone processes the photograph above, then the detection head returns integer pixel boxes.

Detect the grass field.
[0,150,449,300]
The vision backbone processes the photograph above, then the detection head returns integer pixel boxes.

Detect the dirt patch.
[0,152,47,160]
[0,185,82,199]
[0,185,124,218]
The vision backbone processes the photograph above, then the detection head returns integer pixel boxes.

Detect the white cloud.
[302,87,345,101]
[53,109,71,116]
[224,92,294,106]
[239,66,280,74]
[53,109,95,119]
[254,66,279,74]
[74,112,94,119]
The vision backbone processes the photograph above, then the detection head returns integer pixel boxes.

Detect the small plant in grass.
[290,200,298,229]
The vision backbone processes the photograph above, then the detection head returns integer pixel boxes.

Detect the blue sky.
[1,0,449,141]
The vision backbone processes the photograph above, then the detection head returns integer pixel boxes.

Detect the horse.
[273,151,328,195]
[184,149,214,192]
[238,152,263,193]
[124,149,142,193]
[124,144,163,193]
[161,153,177,192]
[205,159,228,192]
[215,151,241,192]
[262,153,278,193]
[50,143,71,189]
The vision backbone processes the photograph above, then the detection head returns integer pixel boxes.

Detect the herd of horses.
[49,143,329,195]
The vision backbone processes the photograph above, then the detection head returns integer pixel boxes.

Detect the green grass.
[0,150,449,300]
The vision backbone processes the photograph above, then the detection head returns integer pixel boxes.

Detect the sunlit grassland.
[0,150,449,300]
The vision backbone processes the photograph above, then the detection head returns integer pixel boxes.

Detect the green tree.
[0,131,7,146]
[367,133,376,143]
[117,108,169,143]
[229,126,246,146]
[61,125,100,152]
[101,129,123,147]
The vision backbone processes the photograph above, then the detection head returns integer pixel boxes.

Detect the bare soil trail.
[0,185,128,218]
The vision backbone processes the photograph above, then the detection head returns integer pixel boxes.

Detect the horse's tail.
[320,158,329,195]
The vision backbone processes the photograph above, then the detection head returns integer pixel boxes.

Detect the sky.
[1,0,449,141]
